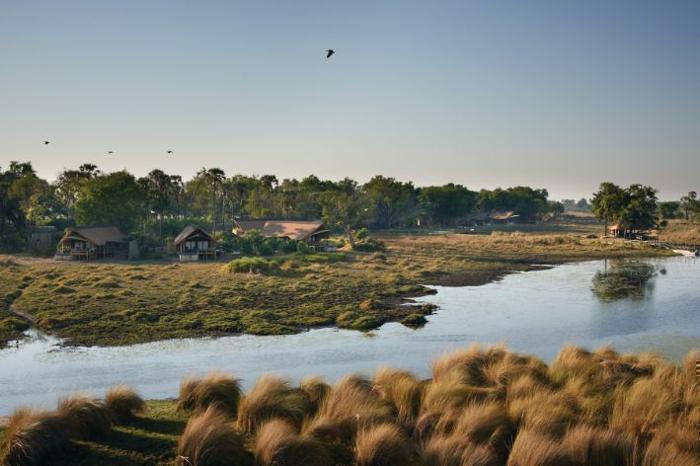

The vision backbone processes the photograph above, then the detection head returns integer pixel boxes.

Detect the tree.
[418,184,477,226]
[477,186,550,223]
[319,190,371,245]
[73,171,146,232]
[189,168,226,233]
[591,182,625,235]
[618,184,658,234]
[139,170,178,240]
[364,176,418,228]
[658,201,680,220]
[680,191,698,221]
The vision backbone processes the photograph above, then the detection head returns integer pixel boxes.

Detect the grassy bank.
[0,232,674,347]
[657,220,700,245]
[1,345,697,465]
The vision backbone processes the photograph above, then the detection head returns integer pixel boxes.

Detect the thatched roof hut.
[56,226,127,260]
[233,219,328,242]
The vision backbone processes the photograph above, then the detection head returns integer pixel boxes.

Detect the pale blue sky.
[1,0,698,199]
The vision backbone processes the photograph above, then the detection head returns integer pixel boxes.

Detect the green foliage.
[73,171,146,233]
[226,257,280,274]
[352,238,386,252]
[478,186,550,222]
[355,227,369,240]
[419,183,478,226]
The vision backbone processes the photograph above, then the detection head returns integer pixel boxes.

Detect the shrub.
[401,313,427,327]
[105,385,145,423]
[254,419,331,466]
[1,408,71,466]
[352,238,385,252]
[237,375,312,433]
[176,406,252,466]
[355,423,411,466]
[57,394,113,440]
[225,257,279,274]
[177,372,242,418]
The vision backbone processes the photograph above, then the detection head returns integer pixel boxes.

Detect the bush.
[177,372,242,418]
[401,313,427,327]
[225,257,279,274]
[352,238,385,252]
[355,227,369,240]
[176,406,252,466]
[105,385,145,423]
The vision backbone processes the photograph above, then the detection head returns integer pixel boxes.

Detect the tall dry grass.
[236,375,311,433]
[176,405,252,466]
[177,371,242,417]
[1,408,71,466]
[57,394,113,439]
[4,344,697,465]
[354,423,411,466]
[254,419,331,466]
[105,385,145,423]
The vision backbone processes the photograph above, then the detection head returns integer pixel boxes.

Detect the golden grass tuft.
[176,405,252,466]
[236,375,311,433]
[254,419,332,466]
[506,429,576,466]
[57,394,113,440]
[177,371,242,417]
[299,376,331,415]
[105,385,145,423]
[373,367,424,428]
[562,425,635,466]
[1,408,71,466]
[307,374,395,442]
[355,423,412,466]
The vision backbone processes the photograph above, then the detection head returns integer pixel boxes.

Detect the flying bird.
[167,150,173,154]
[107,151,114,155]
[325,49,335,59]
[43,141,50,145]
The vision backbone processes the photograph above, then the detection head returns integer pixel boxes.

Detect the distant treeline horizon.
[1,161,696,252]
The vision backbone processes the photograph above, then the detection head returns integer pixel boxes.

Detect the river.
[0,256,697,414]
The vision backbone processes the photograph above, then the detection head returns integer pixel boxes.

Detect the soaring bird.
[43,141,50,145]
[107,151,114,155]
[167,150,173,155]
[325,49,335,59]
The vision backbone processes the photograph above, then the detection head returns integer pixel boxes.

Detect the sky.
[1,0,698,200]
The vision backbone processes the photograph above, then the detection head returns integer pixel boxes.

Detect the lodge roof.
[234,219,326,241]
[60,226,126,246]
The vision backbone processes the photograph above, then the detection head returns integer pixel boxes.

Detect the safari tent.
[174,225,217,261]
[56,226,127,260]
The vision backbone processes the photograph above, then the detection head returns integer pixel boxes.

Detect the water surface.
[0,256,697,414]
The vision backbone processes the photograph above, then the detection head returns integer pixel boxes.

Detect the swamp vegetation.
[0,233,674,347]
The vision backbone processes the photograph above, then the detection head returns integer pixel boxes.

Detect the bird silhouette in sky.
[43,141,50,145]
[326,49,335,59]
[167,150,173,155]
[107,151,114,155]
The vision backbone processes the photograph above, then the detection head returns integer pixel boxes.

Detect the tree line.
[1,162,568,251]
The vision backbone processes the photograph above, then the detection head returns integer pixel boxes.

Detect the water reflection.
[591,260,659,302]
